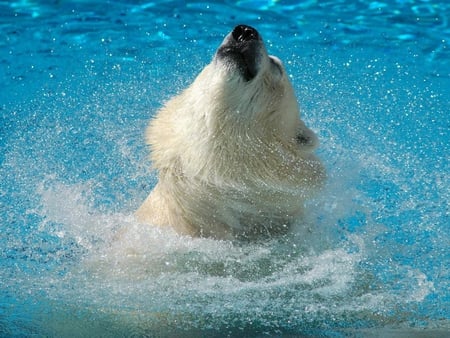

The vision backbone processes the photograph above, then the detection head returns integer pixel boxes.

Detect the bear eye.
[269,56,283,76]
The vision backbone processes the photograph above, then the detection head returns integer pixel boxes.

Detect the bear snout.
[215,25,266,82]
[232,25,259,43]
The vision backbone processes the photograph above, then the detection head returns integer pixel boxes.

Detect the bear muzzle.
[215,25,266,81]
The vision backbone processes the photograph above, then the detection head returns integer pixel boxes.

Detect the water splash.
[1,2,448,334]
[7,177,431,336]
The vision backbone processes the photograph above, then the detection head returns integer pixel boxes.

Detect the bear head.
[148,25,319,178]
[183,25,318,151]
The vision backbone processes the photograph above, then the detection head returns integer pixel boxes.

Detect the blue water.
[1,0,449,336]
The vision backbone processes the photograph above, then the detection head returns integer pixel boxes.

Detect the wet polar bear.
[136,25,325,240]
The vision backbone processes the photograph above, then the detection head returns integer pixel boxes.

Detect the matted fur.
[136,27,325,239]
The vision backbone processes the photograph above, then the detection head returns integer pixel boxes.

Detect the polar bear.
[136,25,325,240]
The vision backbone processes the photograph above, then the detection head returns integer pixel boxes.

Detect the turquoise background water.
[1,1,449,336]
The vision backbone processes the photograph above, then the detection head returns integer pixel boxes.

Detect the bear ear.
[296,125,319,151]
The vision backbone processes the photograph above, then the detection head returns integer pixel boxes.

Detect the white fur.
[136,34,325,240]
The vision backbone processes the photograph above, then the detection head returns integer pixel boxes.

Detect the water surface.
[1,0,449,336]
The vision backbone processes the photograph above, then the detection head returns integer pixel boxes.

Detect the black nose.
[232,25,259,42]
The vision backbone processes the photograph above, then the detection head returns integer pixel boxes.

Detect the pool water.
[1,0,449,336]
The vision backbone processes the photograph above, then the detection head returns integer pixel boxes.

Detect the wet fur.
[136,30,325,239]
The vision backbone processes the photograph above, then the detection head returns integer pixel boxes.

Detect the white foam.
[31,176,435,334]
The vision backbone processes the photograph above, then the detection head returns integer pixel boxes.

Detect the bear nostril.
[232,25,259,42]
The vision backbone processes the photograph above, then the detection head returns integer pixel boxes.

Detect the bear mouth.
[215,25,264,81]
